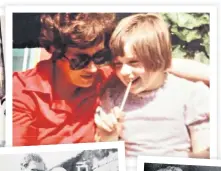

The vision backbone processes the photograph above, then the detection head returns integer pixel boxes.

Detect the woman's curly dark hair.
[39,13,116,55]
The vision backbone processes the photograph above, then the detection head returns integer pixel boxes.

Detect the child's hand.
[94,124,122,142]
[94,106,124,142]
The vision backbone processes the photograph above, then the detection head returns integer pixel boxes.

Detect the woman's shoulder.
[13,60,53,106]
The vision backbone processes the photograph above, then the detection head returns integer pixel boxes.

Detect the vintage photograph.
[0,8,5,147]
[137,156,221,171]
[0,141,125,171]
[6,5,217,171]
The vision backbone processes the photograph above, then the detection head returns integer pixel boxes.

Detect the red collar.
[22,59,106,113]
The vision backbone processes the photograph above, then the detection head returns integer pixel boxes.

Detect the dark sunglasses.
[63,48,113,70]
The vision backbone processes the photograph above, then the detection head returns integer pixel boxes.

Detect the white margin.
[5,5,218,160]
[209,6,218,159]
[217,3,221,159]
[0,8,3,16]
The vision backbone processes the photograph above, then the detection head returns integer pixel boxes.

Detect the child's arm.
[185,82,210,158]
[168,58,209,86]
[188,122,210,158]
[188,151,210,158]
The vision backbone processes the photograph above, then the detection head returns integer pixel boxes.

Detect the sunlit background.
[12,13,210,73]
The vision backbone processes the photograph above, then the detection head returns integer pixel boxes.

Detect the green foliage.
[161,13,210,64]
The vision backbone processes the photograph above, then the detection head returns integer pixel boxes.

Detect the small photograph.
[0,141,125,171]
[137,156,221,171]
[0,8,5,147]
[6,5,217,170]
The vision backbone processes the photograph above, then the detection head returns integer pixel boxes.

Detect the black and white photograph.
[0,8,5,147]
[137,156,221,171]
[0,141,126,171]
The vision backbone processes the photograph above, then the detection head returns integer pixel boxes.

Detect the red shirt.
[13,59,114,146]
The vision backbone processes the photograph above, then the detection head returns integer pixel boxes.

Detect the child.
[95,13,210,171]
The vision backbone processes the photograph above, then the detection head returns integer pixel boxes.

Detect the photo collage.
[0,4,219,171]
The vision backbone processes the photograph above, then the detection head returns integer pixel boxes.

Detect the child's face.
[113,43,165,95]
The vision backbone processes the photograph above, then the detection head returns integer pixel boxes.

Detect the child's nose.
[120,64,133,77]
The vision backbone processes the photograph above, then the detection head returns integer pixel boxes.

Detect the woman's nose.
[85,61,98,73]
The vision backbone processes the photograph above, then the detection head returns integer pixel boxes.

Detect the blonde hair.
[110,13,172,71]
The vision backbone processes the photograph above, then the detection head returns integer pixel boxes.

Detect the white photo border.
[0,8,3,16]
[5,5,218,159]
[217,3,221,159]
[0,140,125,154]
[137,155,221,171]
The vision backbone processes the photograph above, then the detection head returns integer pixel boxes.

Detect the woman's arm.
[168,58,209,87]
